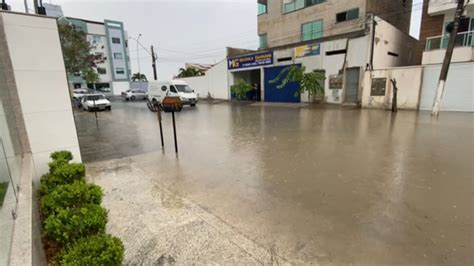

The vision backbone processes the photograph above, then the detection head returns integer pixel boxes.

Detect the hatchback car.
[122,89,147,101]
[81,94,111,111]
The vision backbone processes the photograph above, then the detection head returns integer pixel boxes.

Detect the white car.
[72,88,90,101]
[148,80,198,107]
[81,94,111,111]
[121,89,147,101]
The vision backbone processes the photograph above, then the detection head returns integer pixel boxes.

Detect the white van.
[148,80,199,107]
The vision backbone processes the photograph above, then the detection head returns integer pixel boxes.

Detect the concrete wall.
[419,62,474,112]
[361,66,423,110]
[176,60,229,100]
[428,0,474,15]
[112,81,131,95]
[366,0,413,34]
[1,12,82,175]
[372,17,418,68]
[422,47,474,65]
[258,0,367,48]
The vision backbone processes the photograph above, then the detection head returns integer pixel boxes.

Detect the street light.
[136,34,142,78]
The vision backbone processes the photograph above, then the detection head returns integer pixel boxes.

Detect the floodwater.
[76,100,473,265]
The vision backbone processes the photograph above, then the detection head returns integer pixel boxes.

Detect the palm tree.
[176,67,204,78]
[131,73,147,82]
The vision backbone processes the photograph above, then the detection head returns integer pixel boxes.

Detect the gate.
[264,65,301,103]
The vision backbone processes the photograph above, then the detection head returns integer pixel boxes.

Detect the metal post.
[151,45,158,81]
[172,111,178,154]
[157,106,164,149]
[93,99,98,123]
[136,34,142,79]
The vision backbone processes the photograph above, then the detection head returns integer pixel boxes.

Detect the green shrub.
[55,234,124,266]
[231,79,253,100]
[43,204,107,247]
[40,181,103,217]
[40,163,85,196]
[50,150,73,162]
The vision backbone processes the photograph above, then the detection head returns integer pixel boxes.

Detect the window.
[258,0,267,15]
[259,34,268,48]
[112,37,121,44]
[97,68,107,75]
[284,0,304,13]
[116,68,125,75]
[336,8,359,23]
[301,20,323,41]
[114,53,123,59]
[170,85,178,93]
[92,35,103,44]
[306,0,325,7]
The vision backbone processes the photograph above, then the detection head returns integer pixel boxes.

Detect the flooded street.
[78,101,473,265]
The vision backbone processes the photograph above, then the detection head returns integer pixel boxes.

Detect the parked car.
[148,80,198,107]
[122,89,147,101]
[72,88,90,101]
[81,94,111,111]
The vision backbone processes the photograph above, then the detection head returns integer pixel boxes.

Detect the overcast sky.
[8,0,423,79]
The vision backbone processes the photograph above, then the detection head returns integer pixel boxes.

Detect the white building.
[59,17,133,96]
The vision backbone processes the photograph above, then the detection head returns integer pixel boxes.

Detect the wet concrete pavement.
[77,100,473,265]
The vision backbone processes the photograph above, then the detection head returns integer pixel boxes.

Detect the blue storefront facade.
[227,51,303,103]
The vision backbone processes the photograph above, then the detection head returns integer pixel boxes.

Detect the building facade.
[257,0,412,49]
[417,0,474,65]
[1,11,82,264]
[224,0,417,104]
[65,18,132,96]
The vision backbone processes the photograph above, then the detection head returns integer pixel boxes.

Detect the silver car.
[122,89,147,101]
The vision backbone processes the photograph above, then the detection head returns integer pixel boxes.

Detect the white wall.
[176,60,229,100]
[373,16,418,68]
[112,81,131,95]
[420,62,474,112]
[2,12,81,175]
[361,66,423,110]
[422,47,474,65]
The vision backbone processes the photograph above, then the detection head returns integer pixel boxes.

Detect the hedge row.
[39,151,124,265]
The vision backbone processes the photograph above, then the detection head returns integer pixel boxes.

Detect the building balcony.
[428,0,474,15]
[422,31,474,64]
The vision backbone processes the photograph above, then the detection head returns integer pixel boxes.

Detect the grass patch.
[0,182,8,207]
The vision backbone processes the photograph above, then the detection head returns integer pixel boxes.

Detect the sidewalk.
[87,155,290,265]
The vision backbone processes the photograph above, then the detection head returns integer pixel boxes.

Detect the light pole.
[136,34,142,79]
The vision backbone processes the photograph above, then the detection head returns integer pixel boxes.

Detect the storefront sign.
[329,74,343,90]
[294,43,321,58]
[228,52,273,70]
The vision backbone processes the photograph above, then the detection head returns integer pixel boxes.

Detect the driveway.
[77,100,473,265]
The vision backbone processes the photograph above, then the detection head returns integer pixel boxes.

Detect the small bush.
[43,204,107,247]
[55,234,124,266]
[40,163,85,195]
[41,181,103,217]
[50,150,73,162]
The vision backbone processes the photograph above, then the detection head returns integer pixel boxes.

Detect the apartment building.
[224,0,417,105]
[417,0,474,65]
[64,18,132,96]
[257,0,412,48]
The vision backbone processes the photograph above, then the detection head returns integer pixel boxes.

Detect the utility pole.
[151,45,158,81]
[432,0,467,116]
[24,0,29,13]
[136,34,142,78]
